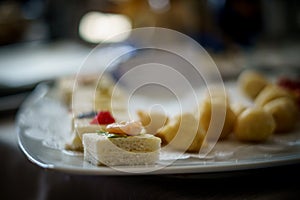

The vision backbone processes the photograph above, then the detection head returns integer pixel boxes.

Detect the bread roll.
[137,110,168,135]
[204,86,229,104]
[156,113,205,153]
[231,103,247,117]
[238,70,269,99]
[234,108,275,142]
[199,98,236,140]
[255,85,293,107]
[263,97,298,133]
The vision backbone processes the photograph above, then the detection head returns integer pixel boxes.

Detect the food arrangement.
[57,70,299,167]
[238,71,299,135]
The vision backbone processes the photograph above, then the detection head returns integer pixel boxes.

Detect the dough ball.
[231,103,247,117]
[156,113,205,152]
[155,117,178,145]
[199,98,236,140]
[263,97,298,133]
[234,108,275,142]
[238,70,269,99]
[204,86,229,105]
[137,110,168,134]
[187,127,206,153]
[255,85,293,107]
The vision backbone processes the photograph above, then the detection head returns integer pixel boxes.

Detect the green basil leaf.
[96,130,127,138]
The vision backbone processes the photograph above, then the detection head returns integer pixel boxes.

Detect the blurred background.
[0,0,300,111]
[1,0,299,46]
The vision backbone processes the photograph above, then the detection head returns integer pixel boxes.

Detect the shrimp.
[106,121,143,136]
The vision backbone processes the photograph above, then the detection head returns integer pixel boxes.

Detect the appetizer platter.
[17,71,300,175]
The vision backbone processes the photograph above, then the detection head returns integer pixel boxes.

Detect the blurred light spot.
[148,0,170,13]
[79,12,132,43]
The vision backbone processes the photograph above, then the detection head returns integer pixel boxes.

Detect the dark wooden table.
[1,112,300,200]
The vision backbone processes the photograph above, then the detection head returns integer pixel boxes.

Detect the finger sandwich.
[82,121,161,166]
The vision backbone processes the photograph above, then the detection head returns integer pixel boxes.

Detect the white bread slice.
[74,118,104,138]
[65,118,105,151]
[83,133,161,166]
[65,131,84,151]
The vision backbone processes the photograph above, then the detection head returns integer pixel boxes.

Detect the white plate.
[17,83,300,175]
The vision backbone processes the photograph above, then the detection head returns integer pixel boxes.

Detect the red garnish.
[90,111,116,125]
[277,76,300,108]
[277,77,300,90]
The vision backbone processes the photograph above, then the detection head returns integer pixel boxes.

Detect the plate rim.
[18,126,300,176]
